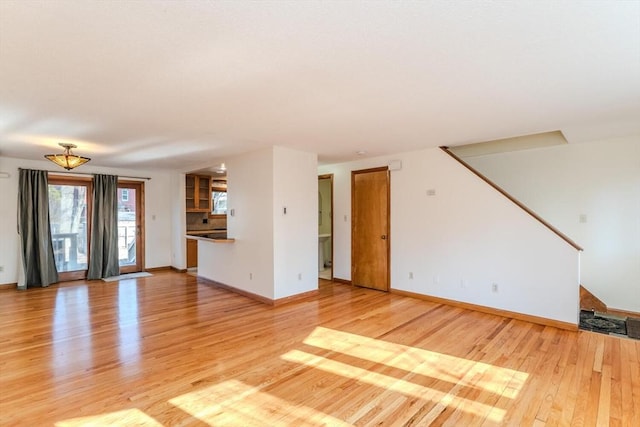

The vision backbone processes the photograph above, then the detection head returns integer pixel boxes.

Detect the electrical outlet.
[492,283,498,293]
[0,265,4,272]
[433,276,439,284]
[460,279,466,289]
[249,273,253,280]
[297,273,302,280]
[409,272,414,279]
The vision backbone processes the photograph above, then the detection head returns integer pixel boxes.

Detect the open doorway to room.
[318,174,333,280]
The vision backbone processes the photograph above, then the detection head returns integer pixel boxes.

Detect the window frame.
[209,180,227,219]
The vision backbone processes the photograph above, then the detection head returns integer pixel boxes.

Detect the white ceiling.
[1,1,639,171]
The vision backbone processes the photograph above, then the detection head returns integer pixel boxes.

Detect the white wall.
[0,156,174,285]
[465,136,640,313]
[319,147,580,324]
[198,148,275,299]
[198,146,318,301]
[273,146,318,299]
[170,172,187,270]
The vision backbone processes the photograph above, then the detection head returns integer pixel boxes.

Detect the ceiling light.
[356,150,367,156]
[44,143,91,170]
[216,162,226,174]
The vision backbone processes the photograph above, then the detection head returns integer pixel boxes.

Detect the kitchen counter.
[186,234,235,243]
[186,229,227,236]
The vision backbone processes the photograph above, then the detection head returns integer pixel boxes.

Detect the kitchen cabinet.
[185,174,211,212]
[186,238,198,268]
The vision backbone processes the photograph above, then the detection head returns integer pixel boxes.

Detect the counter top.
[186,229,227,236]
[186,234,235,243]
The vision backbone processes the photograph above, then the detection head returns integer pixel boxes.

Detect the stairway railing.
[440,146,583,251]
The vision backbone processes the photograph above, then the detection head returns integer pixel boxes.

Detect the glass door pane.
[117,187,137,268]
[48,184,89,273]
[118,181,144,273]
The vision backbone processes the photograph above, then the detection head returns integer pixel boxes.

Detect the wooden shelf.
[185,175,211,212]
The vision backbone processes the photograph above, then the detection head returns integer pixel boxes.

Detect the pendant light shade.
[45,143,91,170]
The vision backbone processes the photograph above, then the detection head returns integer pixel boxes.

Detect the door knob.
[381,235,387,240]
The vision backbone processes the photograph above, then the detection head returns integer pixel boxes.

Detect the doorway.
[117,181,144,274]
[351,167,390,291]
[48,176,92,281]
[318,174,333,280]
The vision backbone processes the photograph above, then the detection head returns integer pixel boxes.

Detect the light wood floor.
[1,271,638,426]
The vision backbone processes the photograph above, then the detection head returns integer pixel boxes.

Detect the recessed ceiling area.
[0,1,638,171]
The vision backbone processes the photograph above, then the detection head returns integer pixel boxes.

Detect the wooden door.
[351,167,389,291]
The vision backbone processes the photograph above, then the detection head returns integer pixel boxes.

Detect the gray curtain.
[87,174,119,280]
[17,169,59,288]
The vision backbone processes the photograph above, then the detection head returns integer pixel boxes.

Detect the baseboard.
[332,277,352,285]
[170,266,188,273]
[144,266,173,273]
[607,307,640,318]
[0,282,17,289]
[197,277,274,305]
[197,277,320,306]
[390,288,578,331]
[273,289,319,306]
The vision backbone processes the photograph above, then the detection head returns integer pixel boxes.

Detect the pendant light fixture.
[44,143,91,170]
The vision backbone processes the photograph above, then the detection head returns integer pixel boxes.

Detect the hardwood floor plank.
[1,271,638,426]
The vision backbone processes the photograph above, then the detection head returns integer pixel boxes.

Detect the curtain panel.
[87,174,119,280]
[17,169,59,288]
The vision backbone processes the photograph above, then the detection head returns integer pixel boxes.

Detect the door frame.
[318,173,334,280]
[47,175,93,282]
[351,166,390,291]
[117,180,145,274]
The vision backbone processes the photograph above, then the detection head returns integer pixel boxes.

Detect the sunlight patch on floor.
[304,326,528,398]
[55,408,162,427]
[282,326,531,423]
[169,379,351,426]
[282,348,508,423]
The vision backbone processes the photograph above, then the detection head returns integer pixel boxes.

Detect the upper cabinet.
[185,174,212,212]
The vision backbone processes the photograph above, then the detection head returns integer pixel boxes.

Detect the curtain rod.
[18,168,151,181]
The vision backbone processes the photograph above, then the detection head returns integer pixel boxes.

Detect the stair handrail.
[440,146,583,251]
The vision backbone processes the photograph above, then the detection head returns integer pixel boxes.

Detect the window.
[212,191,227,215]
[211,180,227,217]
